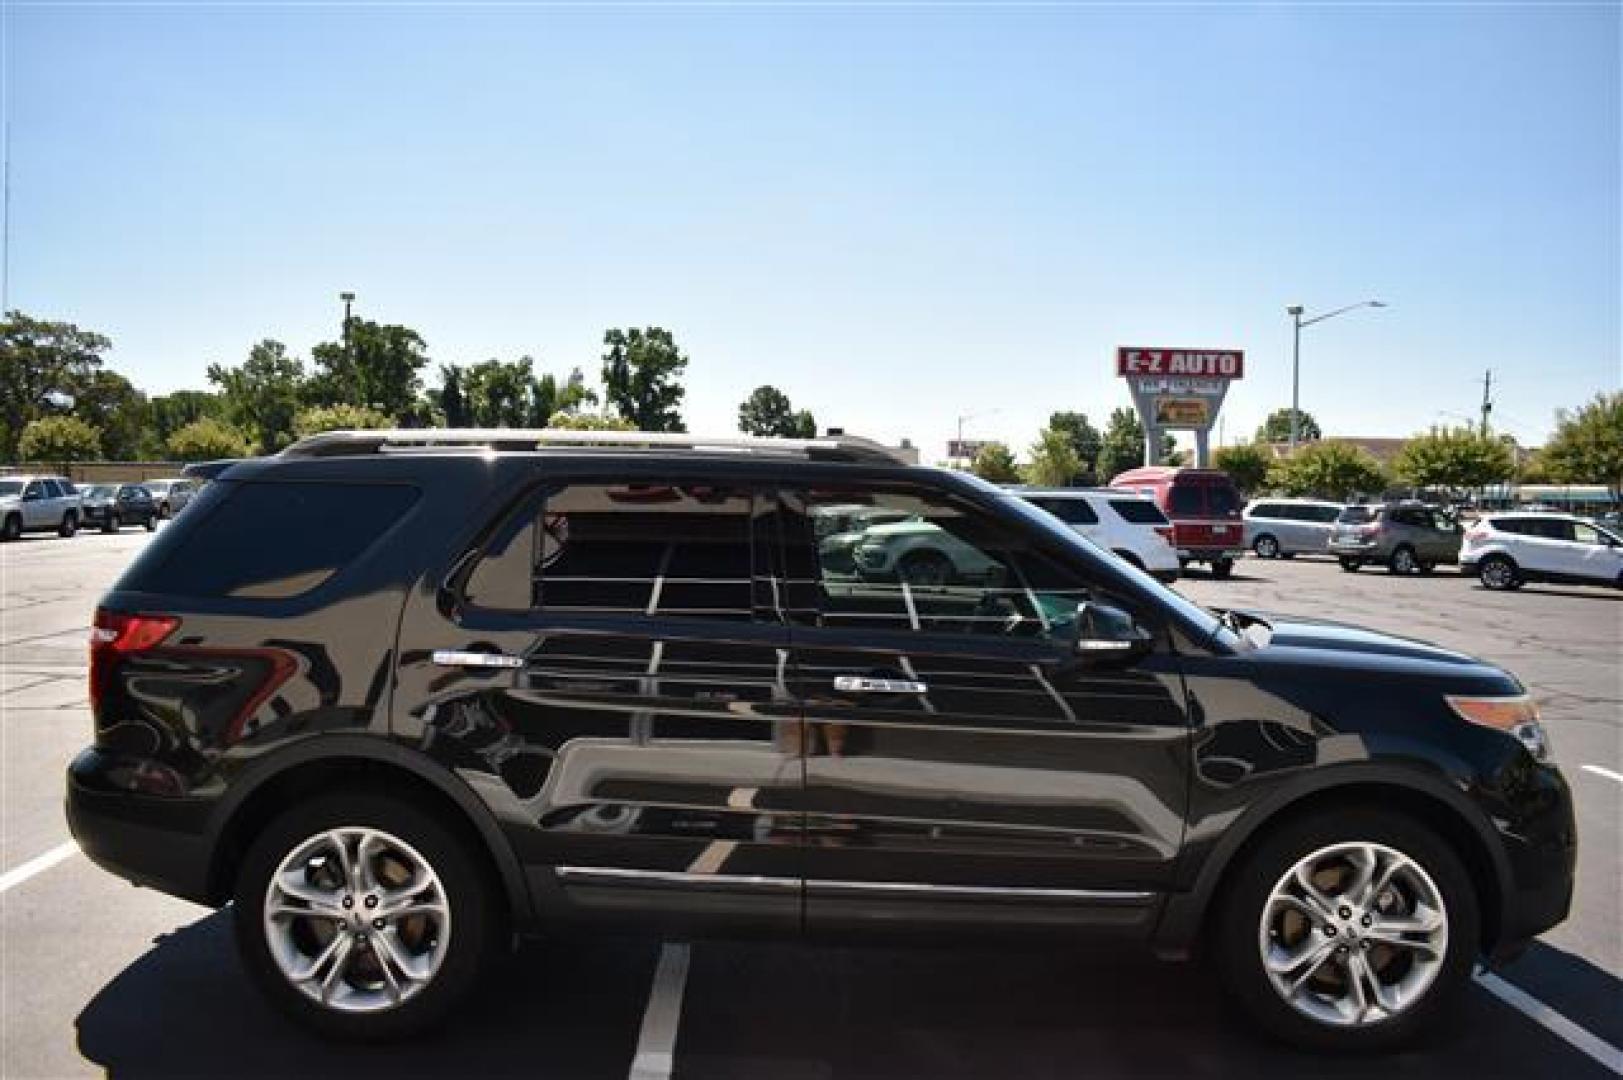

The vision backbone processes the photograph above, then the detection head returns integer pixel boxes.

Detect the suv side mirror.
[1073,601,1154,664]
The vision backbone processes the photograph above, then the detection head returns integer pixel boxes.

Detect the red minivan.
[1108,466,1245,578]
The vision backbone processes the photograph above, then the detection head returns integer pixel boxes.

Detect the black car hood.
[1227,610,1477,667]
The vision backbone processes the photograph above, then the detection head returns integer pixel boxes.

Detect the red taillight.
[89,609,178,711]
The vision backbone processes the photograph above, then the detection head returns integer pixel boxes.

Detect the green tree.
[17,416,102,462]
[436,365,470,427]
[436,359,596,428]
[148,391,226,452]
[309,320,430,418]
[1097,408,1177,479]
[547,409,636,431]
[1046,411,1102,478]
[293,403,394,438]
[1267,442,1387,500]
[207,340,306,455]
[72,369,149,460]
[601,327,688,432]
[1392,426,1516,494]
[1213,442,1273,495]
[737,385,816,438]
[1025,427,1084,487]
[1540,392,1623,503]
[1256,408,1322,443]
[0,312,112,461]
[165,418,252,461]
[970,442,1021,483]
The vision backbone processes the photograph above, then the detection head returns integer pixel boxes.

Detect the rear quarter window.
[1108,499,1168,525]
[1029,497,1099,525]
[115,480,418,599]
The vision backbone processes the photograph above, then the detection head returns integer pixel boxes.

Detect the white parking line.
[1474,970,1623,1075]
[1580,764,1623,785]
[0,841,79,895]
[629,943,692,1080]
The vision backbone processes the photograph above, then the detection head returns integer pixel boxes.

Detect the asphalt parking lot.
[2,532,1619,1078]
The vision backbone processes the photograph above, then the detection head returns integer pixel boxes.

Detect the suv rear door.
[776,481,1189,935]
[417,476,803,933]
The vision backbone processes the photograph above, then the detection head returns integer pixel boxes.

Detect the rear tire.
[1388,546,1418,575]
[1,514,19,541]
[1478,555,1520,591]
[233,790,503,1041]
[1214,807,1479,1052]
[1211,557,1235,580]
[58,512,77,538]
[898,550,954,587]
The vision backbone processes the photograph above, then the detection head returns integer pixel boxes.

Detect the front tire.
[898,550,954,588]
[234,791,502,1040]
[1478,555,1520,591]
[58,512,78,538]
[1338,558,1362,573]
[1214,808,1479,1052]
[144,514,157,532]
[1389,545,1418,575]
[1253,535,1280,560]
[102,512,120,534]
[1,514,19,542]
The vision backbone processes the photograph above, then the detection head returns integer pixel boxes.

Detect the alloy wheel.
[264,827,452,1013]
[1481,559,1515,590]
[1254,536,1279,559]
[1258,841,1448,1028]
[1391,548,1416,574]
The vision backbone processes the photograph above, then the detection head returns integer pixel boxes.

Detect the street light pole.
[1284,299,1387,453]
[339,290,356,365]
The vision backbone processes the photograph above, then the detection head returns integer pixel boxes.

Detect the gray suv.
[1329,501,1461,574]
[0,475,84,540]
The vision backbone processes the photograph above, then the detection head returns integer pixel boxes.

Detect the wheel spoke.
[1291,865,1338,921]
[1341,845,1377,905]
[354,831,388,893]
[273,870,344,913]
[285,930,346,982]
[325,830,358,890]
[319,935,357,1004]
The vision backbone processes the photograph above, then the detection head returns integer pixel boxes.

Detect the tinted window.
[1029,497,1098,525]
[1109,498,1168,525]
[0,480,20,496]
[1249,503,1283,519]
[22,481,43,499]
[468,483,760,621]
[41,480,62,498]
[781,486,1106,643]
[60,480,78,495]
[1312,505,1343,523]
[1167,485,1205,515]
[121,480,418,599]
[1489,518,1528,535]
[1207,486,1241,515]
[1338,506,1375,524]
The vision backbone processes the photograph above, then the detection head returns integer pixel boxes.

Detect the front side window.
[780,485,1104,643]
[466,482,761,621]
[1570,522,1605,545]
[1250,503,1281,520]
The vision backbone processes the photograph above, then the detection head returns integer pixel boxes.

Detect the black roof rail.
[277,428,908,465]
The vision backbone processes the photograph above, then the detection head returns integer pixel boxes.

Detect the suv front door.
[775,482,1190,936]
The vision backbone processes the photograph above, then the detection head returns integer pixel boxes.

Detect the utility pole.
[1479,370,1493,436]
[3,122,11,314]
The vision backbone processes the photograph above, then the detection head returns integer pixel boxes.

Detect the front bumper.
[65,748,215,905]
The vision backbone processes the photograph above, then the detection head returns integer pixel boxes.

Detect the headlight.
[1446,694,1552,762]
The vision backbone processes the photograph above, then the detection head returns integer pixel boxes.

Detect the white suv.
[1461,511,1623,591]
[1019,488,1180,582]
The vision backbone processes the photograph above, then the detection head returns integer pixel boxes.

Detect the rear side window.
[118,480,417,599]
[466,482,761,621]
[1029,497,1098,525]
[1338,506,1375,524]
[1109,498,1168,525]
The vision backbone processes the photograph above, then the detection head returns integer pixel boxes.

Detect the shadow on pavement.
[73,912,1620,1080]
[75,909,658,1079]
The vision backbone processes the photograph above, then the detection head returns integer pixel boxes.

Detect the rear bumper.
[1176,549,1243,562]
[65,748,214,906]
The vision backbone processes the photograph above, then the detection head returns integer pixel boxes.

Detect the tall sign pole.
[1116,347,1245,470]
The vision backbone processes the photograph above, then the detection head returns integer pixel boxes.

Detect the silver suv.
[1328,501,1462,574]
[1242,498,1344,559]
[0,475,84,540]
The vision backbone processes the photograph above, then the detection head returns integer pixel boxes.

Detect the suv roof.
[1018,487,1156,499]
[274,428,906,465]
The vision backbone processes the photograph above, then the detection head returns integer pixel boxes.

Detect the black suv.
[67,430,1574,1050]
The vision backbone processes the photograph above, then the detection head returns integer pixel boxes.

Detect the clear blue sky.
[5,2,1619,459]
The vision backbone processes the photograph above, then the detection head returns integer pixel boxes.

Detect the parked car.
[1328,501,1462,574]
[68,429,1574,1051]
[143,478,197,518]
[1108,467,1245,578]
[1461,512,1623,591]
[851,517,1002,585]
[0,475,83,539]
[79,483,161,533]
[814,503,914,575]
[1019,488,1180,582]
[1242,499,1345,559]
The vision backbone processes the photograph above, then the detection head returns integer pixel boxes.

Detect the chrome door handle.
[833,675,928,694]
[432,650,523,669]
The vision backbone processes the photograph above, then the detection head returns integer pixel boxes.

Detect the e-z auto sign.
[1116,348,1244,379]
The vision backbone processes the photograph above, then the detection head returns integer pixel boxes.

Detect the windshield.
[0,480,21,497]
[984,484,1229,646]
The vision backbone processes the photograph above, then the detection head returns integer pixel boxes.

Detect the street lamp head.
[1368,300,1387,308]
[1286,304,1304,317]
[339,291,355,303]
